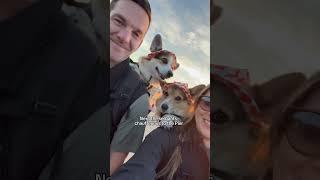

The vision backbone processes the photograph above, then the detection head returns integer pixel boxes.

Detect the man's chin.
[110,54,129,66]
[110,40,130,54]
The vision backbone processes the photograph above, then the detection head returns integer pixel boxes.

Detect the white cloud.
[172,65,210,87]
[170,56,210,87]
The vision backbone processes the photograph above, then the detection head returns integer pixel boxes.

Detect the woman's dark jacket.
[112,127,210,180]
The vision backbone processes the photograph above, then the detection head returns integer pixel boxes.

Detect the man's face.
[273,86,320,180]
[110,0,149,66]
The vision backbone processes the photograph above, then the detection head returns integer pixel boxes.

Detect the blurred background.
[213,0,320,83]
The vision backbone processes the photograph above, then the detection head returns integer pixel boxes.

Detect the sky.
[112,0,211,87]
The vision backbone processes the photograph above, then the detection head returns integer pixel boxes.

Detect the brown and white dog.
[154,82,205,129]
[212,64,307,180]
[130,34,180,109]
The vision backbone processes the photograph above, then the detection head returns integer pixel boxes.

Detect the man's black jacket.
[0,0,108,179]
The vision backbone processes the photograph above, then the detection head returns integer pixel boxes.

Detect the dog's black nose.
[161,104,168,111]
[166,71,173,78]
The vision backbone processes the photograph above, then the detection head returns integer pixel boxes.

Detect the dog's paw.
[159,114,182,129]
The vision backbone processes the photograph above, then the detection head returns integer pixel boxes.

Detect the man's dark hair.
[110,0,151,22]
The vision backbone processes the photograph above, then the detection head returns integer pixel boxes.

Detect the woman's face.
[273,86,320,180]
[195,90,211,142]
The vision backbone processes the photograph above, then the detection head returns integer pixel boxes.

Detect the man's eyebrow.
[111,13,144,35]
[111,14,126,23]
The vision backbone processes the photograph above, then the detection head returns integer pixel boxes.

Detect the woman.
[254,72,320,180]
[111,84,211,180]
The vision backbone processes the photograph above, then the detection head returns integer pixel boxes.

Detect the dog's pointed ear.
[251,72,307,107]
[159,80,166,89]
[175,63,180,69]
[150,34,162,52]
[190,84,206,97]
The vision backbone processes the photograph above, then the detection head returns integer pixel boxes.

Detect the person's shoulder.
[127,64,143,82]
[126,59,144,81]
[148,127,174,135]
[142,128,179,155]
[145,127,178,143]
[129,93,149,107]
[124,65,148,99]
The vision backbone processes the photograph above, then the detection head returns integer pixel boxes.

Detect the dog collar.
[145,50,178,70]
[212,64,263,127]
[162,82,194,104]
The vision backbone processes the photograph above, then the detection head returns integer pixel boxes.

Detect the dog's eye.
[163,91,168,96]
[161,58,168,64]
[175,96,181,101]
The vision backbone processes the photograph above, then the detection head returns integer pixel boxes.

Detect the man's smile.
[110,37,131,52]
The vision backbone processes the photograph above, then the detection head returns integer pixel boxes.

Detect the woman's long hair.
[156,85,210,180]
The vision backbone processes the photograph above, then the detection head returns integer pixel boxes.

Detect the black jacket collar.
[110,58,131,91]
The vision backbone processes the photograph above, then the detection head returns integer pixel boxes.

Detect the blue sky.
[128,0,211,87]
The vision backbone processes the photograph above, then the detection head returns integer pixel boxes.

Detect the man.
[109,0,151,175]
[0,0,107,179]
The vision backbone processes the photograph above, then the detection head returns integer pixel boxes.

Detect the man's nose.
[117,28,131,44]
